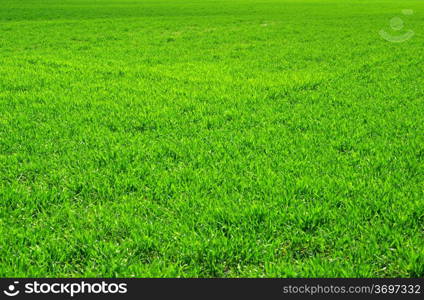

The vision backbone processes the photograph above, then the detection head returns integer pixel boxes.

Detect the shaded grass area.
[0,0,423,277]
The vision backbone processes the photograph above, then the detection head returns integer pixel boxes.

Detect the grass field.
[0,0,423,277]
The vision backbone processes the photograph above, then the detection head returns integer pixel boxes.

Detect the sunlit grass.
[0,0,423,277]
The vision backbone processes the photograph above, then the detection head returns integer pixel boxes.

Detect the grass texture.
[0,0,423,277]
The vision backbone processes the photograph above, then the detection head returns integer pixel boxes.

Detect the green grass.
[0,0,423,277]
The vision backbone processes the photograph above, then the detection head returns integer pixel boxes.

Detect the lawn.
[0,0,423,277]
